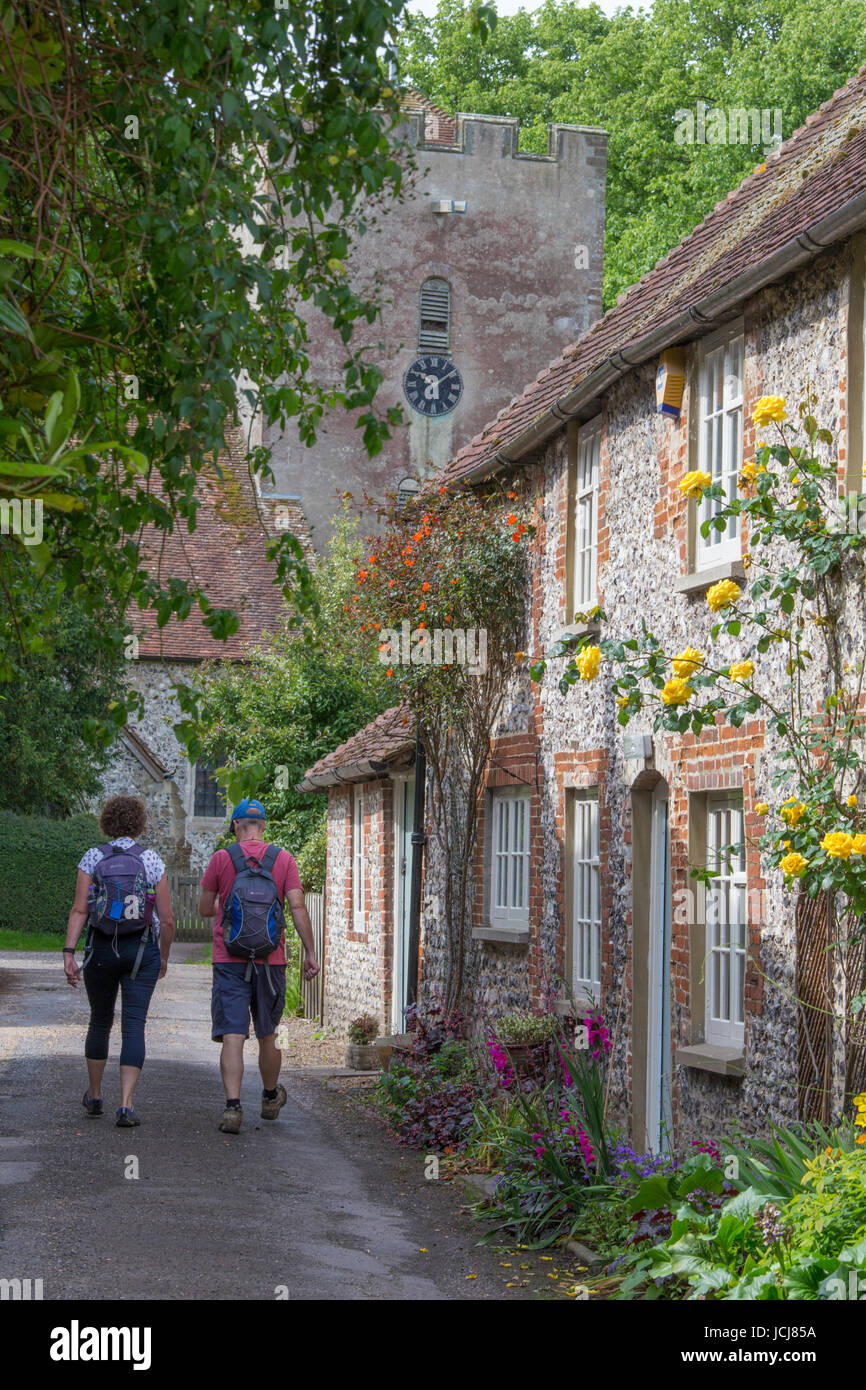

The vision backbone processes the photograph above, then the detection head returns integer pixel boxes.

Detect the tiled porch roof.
[298,704,415,791]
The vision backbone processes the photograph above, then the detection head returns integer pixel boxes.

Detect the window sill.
[187,816,228,832]
[560,621,601,641]
[674,559,745,597]
[472,926,530,945]
[675,1043,746,1076]
[554,995,596,1018]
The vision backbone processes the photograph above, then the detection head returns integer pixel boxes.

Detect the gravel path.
[0,951,543,1302]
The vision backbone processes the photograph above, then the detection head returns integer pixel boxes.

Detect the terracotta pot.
[345,1042,381,1071]
[502,1041,548,1076]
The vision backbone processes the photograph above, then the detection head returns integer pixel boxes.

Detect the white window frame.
[352,786,365,929]
[571,789,601,996]
[696,325,744,570]
[705,794,747,1046]
[489,788,530,930]
[570,416,601,615]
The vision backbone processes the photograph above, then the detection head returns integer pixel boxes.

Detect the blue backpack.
[221,843,286,978]
[87,842,157,980]
[89,842,155,937]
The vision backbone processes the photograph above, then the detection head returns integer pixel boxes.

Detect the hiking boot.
[261,1083,287,1120]
[115,1107,139,1127]
[219,1105,243,1134]
[82,1091,103,1117]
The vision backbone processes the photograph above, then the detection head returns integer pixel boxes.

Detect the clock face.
[403,355,463,417]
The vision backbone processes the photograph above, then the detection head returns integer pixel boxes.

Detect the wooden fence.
[302,890,324,1021]
[168,870,210,942]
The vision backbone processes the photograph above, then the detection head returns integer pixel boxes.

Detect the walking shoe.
[219,1105,243,1134]
[82,1091,103,1117]
[261,1084,287,1120]
[115,1107,140,1127]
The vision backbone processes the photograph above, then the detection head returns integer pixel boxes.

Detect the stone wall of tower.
[263,109,607,546]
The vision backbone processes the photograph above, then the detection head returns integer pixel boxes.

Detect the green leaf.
[0,297,33,339]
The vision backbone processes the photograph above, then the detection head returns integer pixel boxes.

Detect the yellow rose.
[616,694,629,708]
[847,794,859,808]
[661,677,693,706]
[780,799,805,827]
[739,460,759,487]
[852,835,866,854]
[752,395,787,428]
[707,579,741,612]
[729,660,755,682]
[755,802,769,815]
[575,644,601,681]
[672,647,704,679]
[678,470,712,500]
[821,831,854,859]
[779,851,808,877]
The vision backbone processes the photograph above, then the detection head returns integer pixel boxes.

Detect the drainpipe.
[406,734,427,1009]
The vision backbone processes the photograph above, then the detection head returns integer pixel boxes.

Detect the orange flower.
[438,485,446,493]
[422,581,430,591]
[414,531,423,542]
[512,531,521,542]
[388,579,395,588]
[386,667,394,677]
[368,555,376,564]
[507,513,518,525]
[518,523,527,534]
[418,621,425,629]
[508,491,516,499]
[451,578,458,584]
[419,601,425,611]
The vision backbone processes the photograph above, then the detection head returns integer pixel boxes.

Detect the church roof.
[136,428,314,662]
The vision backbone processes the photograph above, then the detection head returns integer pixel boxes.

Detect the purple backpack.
[88,843,155,936]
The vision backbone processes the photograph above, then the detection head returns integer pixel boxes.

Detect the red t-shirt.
[201,841,302,966]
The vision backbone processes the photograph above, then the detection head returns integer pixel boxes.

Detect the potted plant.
[346,1014,381,1070]
[493,1010,558,1077]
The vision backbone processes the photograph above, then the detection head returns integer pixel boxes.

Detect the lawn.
[0,930,66,951]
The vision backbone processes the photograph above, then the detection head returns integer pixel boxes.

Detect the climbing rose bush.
[531,394,866,935]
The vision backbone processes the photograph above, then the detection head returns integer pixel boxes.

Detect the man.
[198,799,319,1134]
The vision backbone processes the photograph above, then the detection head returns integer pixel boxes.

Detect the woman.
[63,795,174,1127]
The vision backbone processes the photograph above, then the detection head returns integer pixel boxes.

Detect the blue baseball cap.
[230,798,267,824]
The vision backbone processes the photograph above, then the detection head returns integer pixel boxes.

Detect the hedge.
[0,811,100,934]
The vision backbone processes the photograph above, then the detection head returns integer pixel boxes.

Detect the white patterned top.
[78,837,166,930]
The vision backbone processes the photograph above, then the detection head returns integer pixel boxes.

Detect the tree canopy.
[0,0,411,734]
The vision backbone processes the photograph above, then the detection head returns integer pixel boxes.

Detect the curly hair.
[99,795,147,840]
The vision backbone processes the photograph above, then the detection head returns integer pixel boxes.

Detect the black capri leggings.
[82,931,161,1070]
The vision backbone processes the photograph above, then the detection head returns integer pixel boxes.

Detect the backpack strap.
[259,844,281,876]
[225,842,248,877]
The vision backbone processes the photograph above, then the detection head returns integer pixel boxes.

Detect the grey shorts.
[211,963,286,1042]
